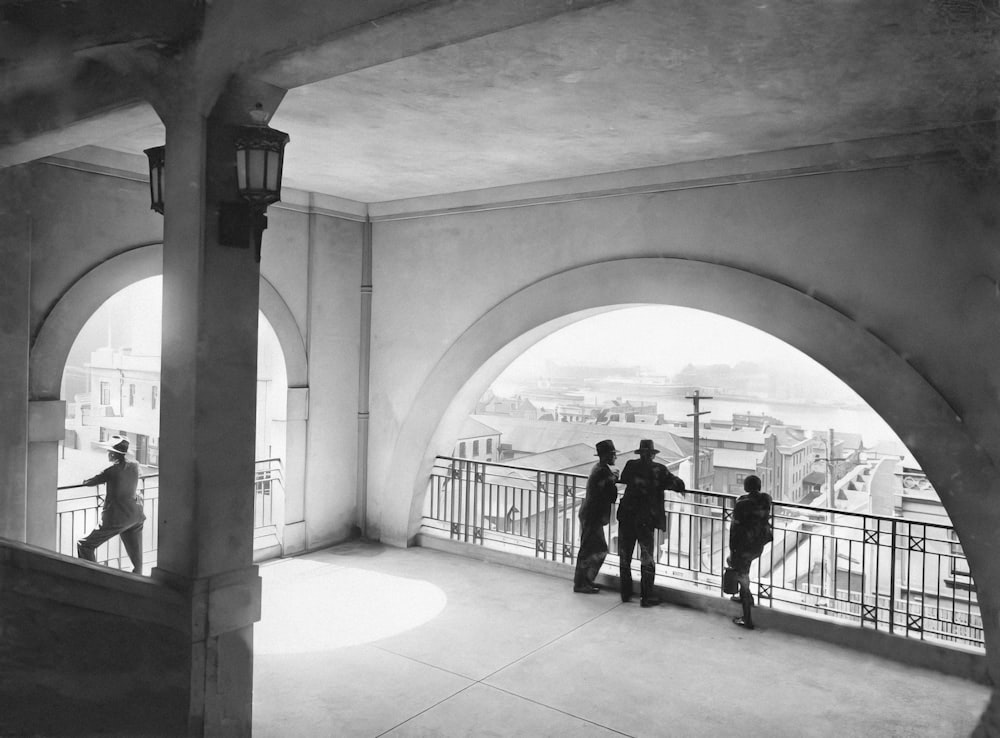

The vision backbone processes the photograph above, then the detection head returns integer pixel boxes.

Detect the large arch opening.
[381,256,996,658]
[54,275,289,570]
[435,304,980,643]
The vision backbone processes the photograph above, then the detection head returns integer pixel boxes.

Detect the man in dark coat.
[573,439,620,593]
[77,435,146,574]
[617,439,686,607]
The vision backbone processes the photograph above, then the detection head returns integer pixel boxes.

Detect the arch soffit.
[391,256,987,541]
[30,243,308,397]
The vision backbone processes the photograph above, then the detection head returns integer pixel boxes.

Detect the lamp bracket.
[219,202,268,262]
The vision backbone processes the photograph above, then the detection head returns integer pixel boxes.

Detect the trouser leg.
[637,526,656,601]
[77,524,121,562]
[119,521,144,574]
[574,523,608,588]
[738,571,753,624]
[618,523,637,601]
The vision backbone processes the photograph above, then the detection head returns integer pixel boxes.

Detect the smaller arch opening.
[56,276,290,570]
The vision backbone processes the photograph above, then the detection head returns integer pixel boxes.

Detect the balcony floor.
[253,541,990,737]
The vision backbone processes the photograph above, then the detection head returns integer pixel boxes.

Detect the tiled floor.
[253,542,991,737]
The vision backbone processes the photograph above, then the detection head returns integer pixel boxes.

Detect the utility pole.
[826,427,836,509]
[685,389,712,488]
[817,427,843,601]
[686,389,711,573]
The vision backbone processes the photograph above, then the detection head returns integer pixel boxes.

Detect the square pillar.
[27,400,66,547]
[280,386,308,554]
[0,169,31,542]
[152,78,285,736]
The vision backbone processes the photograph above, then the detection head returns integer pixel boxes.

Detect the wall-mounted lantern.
[142,121,289,262]
[143,145,165,215]
[221,124,290,261]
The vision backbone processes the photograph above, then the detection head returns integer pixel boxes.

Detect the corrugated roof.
[512,444,596,474]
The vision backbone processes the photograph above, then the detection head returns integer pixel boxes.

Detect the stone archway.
[380,255,1000,685]
[27,244,310,555]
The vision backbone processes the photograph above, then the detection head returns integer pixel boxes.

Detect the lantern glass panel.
[235,148,248,191]
[266,150,280,192]
[247,149,268,193]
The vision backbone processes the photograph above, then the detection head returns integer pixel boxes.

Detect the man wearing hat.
[77,435,146,574]
[617,439,686,606]
[573,439,621,593]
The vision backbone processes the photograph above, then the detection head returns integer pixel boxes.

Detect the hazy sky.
[501,305,825,378]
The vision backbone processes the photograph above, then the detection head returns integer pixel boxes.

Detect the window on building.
[486,438,493,454]
[949,529,964,556]
[473,440,480,457]
[129,384,136,407]
[152,386,158,410]
[99,427,110,442]
[100,381,110,405]
[459,442,466,458]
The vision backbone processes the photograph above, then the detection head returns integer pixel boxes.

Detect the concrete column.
[0,167,30,542]
[356,221,372,538]
[151,79,284,736]
[26,400,66,547]
[280,386,309,555]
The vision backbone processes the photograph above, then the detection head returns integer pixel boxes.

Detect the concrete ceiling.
[2,0,998,204]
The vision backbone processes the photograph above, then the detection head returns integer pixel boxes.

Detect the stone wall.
[0,539,189,736]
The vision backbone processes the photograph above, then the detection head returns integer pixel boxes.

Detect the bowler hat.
[594,439,617,457]
[102,435,130,455]
[633,439,660,455]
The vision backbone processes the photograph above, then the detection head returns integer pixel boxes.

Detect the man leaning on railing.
[617,439,686,608]
[76,435,146,575]
[573,439,621,594]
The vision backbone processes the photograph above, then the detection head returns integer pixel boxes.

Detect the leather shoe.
[640,597,661,608]
[574,585,599,594]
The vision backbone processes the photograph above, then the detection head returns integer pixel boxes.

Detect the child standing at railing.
[728,474,772,630]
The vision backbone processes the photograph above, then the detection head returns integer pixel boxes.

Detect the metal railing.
[423,456,983,651]
[56,458,284,571]
[254,458,283,529]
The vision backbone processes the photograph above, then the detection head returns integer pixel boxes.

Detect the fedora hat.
[633,439,659,455]
[594,439,617,457]
[102,435,130,455]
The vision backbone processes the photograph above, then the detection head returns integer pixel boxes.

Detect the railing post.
[552,472,558,560]
[472,461,482,544]
[889,518,897,636]
[463,459,472,543]
[534,470,542,557]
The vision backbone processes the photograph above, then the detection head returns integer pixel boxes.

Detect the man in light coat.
[77,435,146,574]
